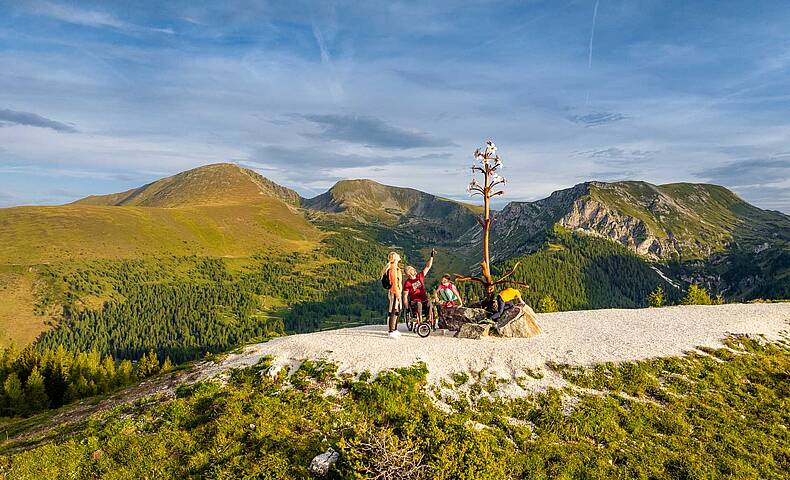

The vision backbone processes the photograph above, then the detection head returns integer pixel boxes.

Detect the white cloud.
[30,1,174,34]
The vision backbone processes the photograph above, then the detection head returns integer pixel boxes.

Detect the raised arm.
[422,248,436,276]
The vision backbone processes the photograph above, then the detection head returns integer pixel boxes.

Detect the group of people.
[381,249,525,338]
[381,249,463,338]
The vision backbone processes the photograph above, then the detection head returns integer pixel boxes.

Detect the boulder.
[494,305,542,338]
[455,323,491,339]
[438,306,489,331]
[308,447,339,477]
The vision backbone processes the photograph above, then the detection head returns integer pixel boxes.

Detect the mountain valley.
[1,163,787,356]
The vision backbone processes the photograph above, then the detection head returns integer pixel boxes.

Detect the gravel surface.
[210,303,790,396]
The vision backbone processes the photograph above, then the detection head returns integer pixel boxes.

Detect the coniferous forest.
[0,344,168,417]
[457,226,681,310]
[32,230,391,364]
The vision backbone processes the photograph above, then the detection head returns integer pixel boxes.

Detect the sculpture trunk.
[481,166,495,297]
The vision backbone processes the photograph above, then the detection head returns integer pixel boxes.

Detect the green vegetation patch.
[459,226,680,310]
[30,229,392,364]
[2,336,787,478]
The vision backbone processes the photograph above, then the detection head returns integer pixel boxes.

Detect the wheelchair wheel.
[416,323,431,338]
[405,311,415,332]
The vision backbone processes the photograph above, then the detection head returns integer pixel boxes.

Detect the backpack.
[381,270,392,290]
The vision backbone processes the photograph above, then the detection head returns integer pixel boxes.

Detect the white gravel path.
[209,303,790,396]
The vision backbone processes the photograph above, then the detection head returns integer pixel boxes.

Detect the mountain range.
[1,162,787,349]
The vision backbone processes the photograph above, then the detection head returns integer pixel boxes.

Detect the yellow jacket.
[498,288,522,302]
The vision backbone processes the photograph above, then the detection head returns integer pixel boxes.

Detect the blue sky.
[1,0,789,212]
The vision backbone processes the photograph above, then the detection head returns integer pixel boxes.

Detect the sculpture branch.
[493,261,521,284]
[453,274,486,285]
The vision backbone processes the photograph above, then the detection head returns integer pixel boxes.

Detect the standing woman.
[382,251,403,338]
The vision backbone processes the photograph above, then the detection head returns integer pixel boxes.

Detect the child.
[435,274,463,308]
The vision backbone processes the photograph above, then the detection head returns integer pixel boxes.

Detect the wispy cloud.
[569,112,629,127]
[581,147,655,159]
[0,108,77,133]
[0,164,147,181]
[299,114,454,149]
[30,1,174,34]
[587,0,600,69]
[247,144,452,181]
[696,156,790,187]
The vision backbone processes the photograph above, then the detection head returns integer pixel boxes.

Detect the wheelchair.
[404,300,434,338]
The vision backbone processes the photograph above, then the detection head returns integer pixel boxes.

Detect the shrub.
[537,295,559,313]
[648,286,666,307]
[680,284,712,305]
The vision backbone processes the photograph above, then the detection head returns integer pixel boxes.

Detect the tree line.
[33,231,392,363]
[457,226,681,311]
[1,344,168,417]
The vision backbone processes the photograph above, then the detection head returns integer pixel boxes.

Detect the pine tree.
[3,373,25,415]
[681,284,712,305]
[648,286,666,307]
[118,360,134,385]
[161,357,173,373]
[136,351,160,379]
[25,367,49,411]
[537,295,559,313]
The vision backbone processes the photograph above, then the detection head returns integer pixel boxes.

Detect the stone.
[494,305,542,338]
[455,323,491,339]
[437,306,489,331]
[308,447,339,477]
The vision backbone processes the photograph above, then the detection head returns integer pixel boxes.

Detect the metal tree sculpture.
[455,140,528,301]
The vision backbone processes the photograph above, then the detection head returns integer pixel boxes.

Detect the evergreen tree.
[117,360,134,385]
[3,373,25,415]
[681,284,712,305]
[161,357,173,373]
[537,295,559,313]
[136,351,160,378]
[648,286,666,307]
[25,367,49,411]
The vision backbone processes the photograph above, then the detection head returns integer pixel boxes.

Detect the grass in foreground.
[1,335,788,479]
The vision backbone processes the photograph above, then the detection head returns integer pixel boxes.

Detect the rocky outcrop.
[490,180,767,262]
[437,306,489,331]
[556,197,681,260]
[494,305,542,338]
[455,323,491,339]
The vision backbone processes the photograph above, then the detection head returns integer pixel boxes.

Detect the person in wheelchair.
[403,248,436,330]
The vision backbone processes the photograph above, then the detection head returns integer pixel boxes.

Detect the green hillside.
[74,163,301,207]
[3,337,788,478]
[0,165,320,348]
[492,180,790,300]
[305,179,481,242]
[1,165,786,356]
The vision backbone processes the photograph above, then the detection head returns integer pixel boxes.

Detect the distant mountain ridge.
[304,178,481,242]
[492,180,789,261]
[74,163,301,208]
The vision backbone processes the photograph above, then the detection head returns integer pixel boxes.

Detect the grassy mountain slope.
[3,337,788,478]
[0,202,317,266]
[74,163,301,207]
[304,179,481,242]
[1,165,786,352]
[494,181,790,261]
[0,165,320,347]
[491,180,789,300]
